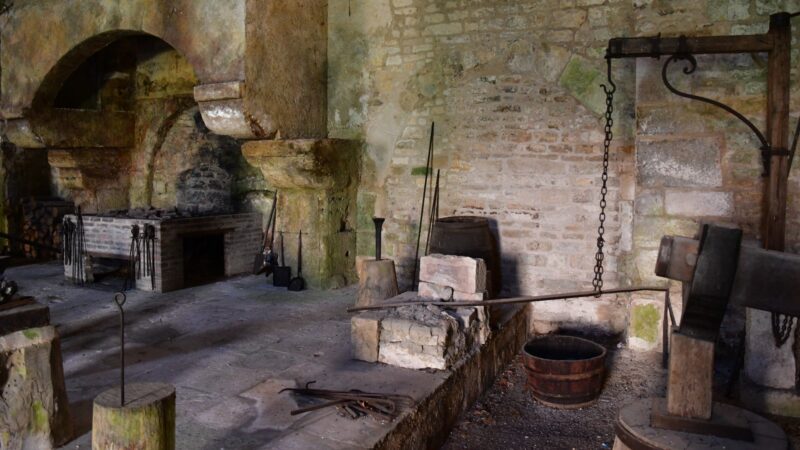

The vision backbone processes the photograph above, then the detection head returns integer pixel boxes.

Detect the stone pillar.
[242,139,360,289]
[741,309,800,416]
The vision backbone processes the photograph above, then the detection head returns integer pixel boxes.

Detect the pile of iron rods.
[280,384,414,421]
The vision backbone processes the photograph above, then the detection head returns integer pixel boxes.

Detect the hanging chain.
[593,54,616,293]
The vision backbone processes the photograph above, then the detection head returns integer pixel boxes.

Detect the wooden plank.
[0,300,49,336]
[607,34,773,58]
[762,13,792,251]
[667,331,714,420]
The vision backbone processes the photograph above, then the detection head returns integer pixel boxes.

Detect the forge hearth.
[63,212,260,292]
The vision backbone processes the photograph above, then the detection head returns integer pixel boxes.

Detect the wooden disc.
[93,383,176,450]
[614,398,788,450]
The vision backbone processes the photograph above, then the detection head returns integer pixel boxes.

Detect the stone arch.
[30,30,202,113]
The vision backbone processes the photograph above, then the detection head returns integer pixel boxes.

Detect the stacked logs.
[20,199,74,259]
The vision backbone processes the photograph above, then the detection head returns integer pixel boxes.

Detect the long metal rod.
[424,170,440,256]
[113,292,127,406]
[412,122,435,287]
[348,286,668,312]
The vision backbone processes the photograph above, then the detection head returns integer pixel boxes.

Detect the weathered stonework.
[1,0,327,142]
[0,326,72,449]
[242,139,361,289]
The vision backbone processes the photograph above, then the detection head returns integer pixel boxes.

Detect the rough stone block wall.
[329,0,800,341]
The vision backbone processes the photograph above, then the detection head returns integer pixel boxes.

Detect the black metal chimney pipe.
[373,217,385,260]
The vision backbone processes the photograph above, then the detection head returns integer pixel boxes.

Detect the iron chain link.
[593,56,616,293]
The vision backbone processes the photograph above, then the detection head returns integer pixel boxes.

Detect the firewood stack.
[20,198,74,259]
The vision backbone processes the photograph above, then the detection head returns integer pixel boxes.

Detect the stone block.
[351,312,384,363]
[419,254,486,294]
[627,298,664,352]
[744,309,796,390]
[664,191,733,217]
[637,137,722,188]
[418,281,454,300]
[378,305,466,370]
[453,290,486,302]
[0,326,72,448]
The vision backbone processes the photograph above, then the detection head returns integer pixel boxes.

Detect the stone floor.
[7,262,446,449]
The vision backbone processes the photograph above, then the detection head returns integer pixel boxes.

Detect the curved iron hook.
[601,52,617,95]
[661,54,769,152]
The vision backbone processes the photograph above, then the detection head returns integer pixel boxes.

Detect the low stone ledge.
[372,305,528,450]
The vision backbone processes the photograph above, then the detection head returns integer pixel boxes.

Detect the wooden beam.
[608,34,773,58]
[762,12,792,251]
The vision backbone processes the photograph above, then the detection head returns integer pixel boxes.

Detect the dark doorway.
[183,233,225,287]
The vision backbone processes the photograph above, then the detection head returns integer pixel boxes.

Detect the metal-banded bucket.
[522,335,607,409]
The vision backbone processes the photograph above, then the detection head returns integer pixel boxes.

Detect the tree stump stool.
[0,322,72,448]
[356,259,399,308]
[92,383,176,450]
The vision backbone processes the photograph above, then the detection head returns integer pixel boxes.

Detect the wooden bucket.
[522,335,607,409]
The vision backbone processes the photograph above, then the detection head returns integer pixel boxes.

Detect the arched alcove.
[32,33,266,215]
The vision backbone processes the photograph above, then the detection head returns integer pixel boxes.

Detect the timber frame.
[607,12,793,253]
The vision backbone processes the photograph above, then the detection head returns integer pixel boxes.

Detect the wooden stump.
[356,259,399,308]
[0,325,72,448]
[92,383,176,450]
[667,331,714,419]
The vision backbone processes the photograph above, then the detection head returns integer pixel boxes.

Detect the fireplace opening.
[183,233,225,288]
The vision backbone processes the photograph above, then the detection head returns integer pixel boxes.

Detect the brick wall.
[63,213,261,292]
[329,0,800,339]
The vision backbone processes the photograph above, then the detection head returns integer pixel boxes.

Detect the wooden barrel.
[429,216,501,298]
[522,335,607,409]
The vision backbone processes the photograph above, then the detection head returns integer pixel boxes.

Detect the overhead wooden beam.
[607,34,773,58]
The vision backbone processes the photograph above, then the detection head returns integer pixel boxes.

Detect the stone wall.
[328,0,800,341]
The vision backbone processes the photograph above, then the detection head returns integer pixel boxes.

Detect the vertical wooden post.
[762,12,791,252]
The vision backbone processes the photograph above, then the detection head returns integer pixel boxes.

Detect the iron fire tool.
[143,224,156,290]
[66,207,87,285]
[372,217,385,260]
[424,169,441,256]
[124,225,141,291]
[253,191,278,275]
[113,292,127,407]
[412,122,435,287]
[280,382,414,421]
[273,231,291,287]
[287,231,305,291]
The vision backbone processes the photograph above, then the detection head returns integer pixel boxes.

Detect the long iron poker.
[348,286,669,312]
[412,122,435,287]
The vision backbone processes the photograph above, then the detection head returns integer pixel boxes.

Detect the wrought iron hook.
[601,51,617,95]
[661,53,771,174]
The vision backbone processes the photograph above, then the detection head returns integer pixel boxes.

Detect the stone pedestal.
[0,325,72,448]
[357,259,399,308]
[741,308,800,417]
[243,139,360,289]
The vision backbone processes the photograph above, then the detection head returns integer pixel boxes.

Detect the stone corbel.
[194,81,275,140]
[2,110,135,149]
[3,119,45,148]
